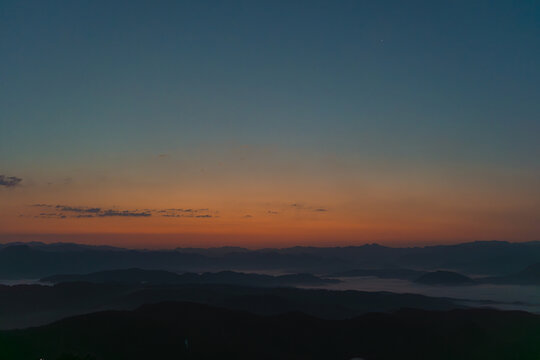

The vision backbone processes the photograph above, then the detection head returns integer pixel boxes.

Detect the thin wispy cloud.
[158,208,214,218]
[290,203,328,212]
[98,210,151,217]
[263,203,329,216]
[29,204,215,219]
[56,205,102,213]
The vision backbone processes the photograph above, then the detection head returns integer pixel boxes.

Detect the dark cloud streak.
[290,203,328,212]
[55,205,102,213]
[0,175,22,187]
[98,210,151,217]
[30,204,215,219]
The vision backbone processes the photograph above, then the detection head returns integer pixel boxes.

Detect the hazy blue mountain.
[414,271,476,286]
[393,241,540,275]
[329,268,426,280]
[481,262,540,285]
[0,245,348,279]
[175,246,251,256]
[40,268,339,287]
[3,241,540,279]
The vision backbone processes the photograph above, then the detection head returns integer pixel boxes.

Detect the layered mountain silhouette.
[481,262,540,285]
[330,268,426,280]
[330,265,540,287]
[3,240,540,279]
[2,241,540,358]
[0,282,459,329]
[1,301,539,360]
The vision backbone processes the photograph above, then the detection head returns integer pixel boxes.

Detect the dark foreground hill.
[0,282,458,329]
[1,302,540,360]
[40,268,338,287]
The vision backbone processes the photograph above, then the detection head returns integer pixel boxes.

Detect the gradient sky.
[1,0,539,248]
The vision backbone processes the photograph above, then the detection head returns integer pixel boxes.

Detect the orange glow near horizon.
[1,152,539,248]
[1,195,539,248]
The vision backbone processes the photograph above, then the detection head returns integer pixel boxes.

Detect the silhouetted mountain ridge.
[3,240,540,278]
[40,268,339,287]
[481,262,540,285]
[414,271,476,285]
[330,268,426,280]
[0,282,459,329]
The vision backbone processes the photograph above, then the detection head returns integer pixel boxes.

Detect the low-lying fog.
[3,275,540,313]
[302,276,540,313]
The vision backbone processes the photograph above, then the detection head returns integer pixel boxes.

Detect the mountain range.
[3,240,540,279]
[0,281,459,329]
[40,268,338,287]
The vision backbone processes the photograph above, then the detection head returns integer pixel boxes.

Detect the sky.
[1,0,539,248]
